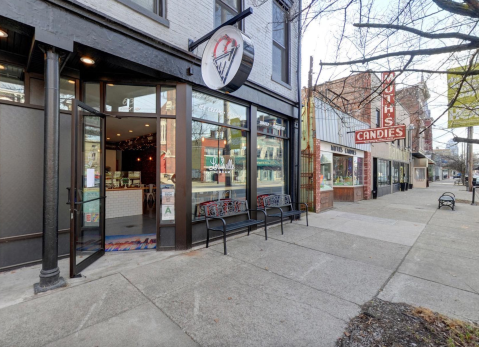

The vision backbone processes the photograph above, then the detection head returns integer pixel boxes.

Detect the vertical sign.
[381,72,396,127]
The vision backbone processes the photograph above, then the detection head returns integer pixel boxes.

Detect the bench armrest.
[247,208,268,218]
[205,216,227,231]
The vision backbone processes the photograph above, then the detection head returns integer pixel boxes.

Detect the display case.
[333,156,354,186]
[106,171,141,188]
[320,152,333,191]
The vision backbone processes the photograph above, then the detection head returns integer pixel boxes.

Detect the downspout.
[296,0,302,204]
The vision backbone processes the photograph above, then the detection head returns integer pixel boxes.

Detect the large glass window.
[393,161,400,184]
[192,121,247,220]
[160,86,176,115]
[0,63,24,103]
[272,1,289,84]
[355,157,364,185]
[120,0,165,18]
[159,119,176,224]
[192,91,247,128]
[215,0,241,29]
[60,78,76,111]
[333,156,354,186]
[106,84,156,113]
[320,152,333,191]
[257,135,288,195]
[84,83,100,111]
[378,159,391,186]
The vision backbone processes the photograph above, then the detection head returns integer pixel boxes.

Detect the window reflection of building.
[257,111,288,195]
[0,64,25,103]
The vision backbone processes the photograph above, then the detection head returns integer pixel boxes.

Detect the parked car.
[453,173,462,178]
[464,175,479,186]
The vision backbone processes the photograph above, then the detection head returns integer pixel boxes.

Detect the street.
[1,179,478,347]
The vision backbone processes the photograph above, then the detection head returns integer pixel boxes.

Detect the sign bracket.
[188,7,253,52]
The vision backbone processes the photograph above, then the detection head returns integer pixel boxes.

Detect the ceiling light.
[117,133,121,136]
[107,83,114,86]
[137,158,141,162]
[0,65,4,70]
[68,80,75,84]
[129,130,133,132]
[107,137,110,140]
[0,30,8,38]
[145,124,150,127]
[80,57,95,65]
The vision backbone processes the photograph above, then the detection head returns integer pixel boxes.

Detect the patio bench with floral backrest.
[203,200,267,255]
[258,194,308,234]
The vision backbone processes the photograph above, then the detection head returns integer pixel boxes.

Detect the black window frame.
[214,0,243,31]
[271,1,291,87]
[117,0,169,27]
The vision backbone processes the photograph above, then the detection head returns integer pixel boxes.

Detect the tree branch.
[320,42,479,66]
[433,0,479,19]
[353,23,479,42]
[351,69,479,75]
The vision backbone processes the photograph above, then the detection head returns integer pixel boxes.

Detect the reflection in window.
[192,120,247,220]
[378,159,391,186]
[0,63,25,103]
[192,91,247,128]
[106,84,156,113]
[160,86,176,115]
[320,152,333,191]
[84,83,101,111]
[257,135,287,195]
[60,78,76,111]
[393,161,400,184]
[415,168,426,181]
[215,0,241,29]
[356,157,364,185]
[257,111,287,137]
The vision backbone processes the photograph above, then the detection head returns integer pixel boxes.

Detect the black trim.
[116,0,169,28]
[271,76,292,89]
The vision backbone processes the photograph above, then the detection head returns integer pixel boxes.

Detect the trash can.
[372,190,377,199]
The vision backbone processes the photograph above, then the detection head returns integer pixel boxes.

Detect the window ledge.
[271,76,292,90]
[117,0,170,28]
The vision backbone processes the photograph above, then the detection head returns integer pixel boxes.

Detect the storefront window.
[393,161,400,184]
[257,135,287,195]
[355,157,364,185]
[159,119,176,224]
[320,152,333,191]
[0,63,24,104]
[333,156,354,186]
[378,159,391,186]
[84,83,100,111]
[192,91,248,128]
[106,84,156,113]
[257,112,287,137]
[60,78,76,111]
[192,120,247,220]
[160,86,176,115]
[415,167,426,181]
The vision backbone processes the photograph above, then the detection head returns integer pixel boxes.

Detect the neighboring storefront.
[309,98,371,211]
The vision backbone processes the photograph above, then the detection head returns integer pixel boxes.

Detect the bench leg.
[223,232,227,255]
[264,221,268,240]
[290,216,293,223]
[248,225,251,236]
[306,210,309,226]
[280,218,284,235]
[206,228,209,248]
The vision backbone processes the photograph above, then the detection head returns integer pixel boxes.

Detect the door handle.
[66,187,71,205]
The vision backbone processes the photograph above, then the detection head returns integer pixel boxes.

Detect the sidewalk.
[1,180,478,347]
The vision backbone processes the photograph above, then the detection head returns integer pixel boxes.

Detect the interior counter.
[106,188,143,219]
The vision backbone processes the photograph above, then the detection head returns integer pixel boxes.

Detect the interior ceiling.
[106,117,157,143]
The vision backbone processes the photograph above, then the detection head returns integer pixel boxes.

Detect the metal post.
[467,126,473,192]
[472,187,476,205]
[34,47,66,293]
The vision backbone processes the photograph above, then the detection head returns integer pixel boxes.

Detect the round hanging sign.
[201,25,254,93]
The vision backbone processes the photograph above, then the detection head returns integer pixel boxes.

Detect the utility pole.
[468,126,474,192]
[307,56,313,145]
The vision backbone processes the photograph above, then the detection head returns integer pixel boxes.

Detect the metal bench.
[259,194,308,234]
[204,200,267,255]
[438,192,455,211]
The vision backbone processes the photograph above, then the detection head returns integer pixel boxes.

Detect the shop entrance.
[69,101,161,277]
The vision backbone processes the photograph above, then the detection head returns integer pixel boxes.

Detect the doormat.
[105,234,157,251]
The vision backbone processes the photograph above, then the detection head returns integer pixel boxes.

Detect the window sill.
[271,76,292,90]
[117,0,170,28]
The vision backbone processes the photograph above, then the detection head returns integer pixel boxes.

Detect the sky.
[299,0,478,155]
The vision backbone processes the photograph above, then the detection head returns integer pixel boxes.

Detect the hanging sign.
[381,72,396,127]
[201,25,254,93]
[355,125,406,144]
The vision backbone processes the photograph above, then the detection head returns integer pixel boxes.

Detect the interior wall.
[106,149,116,171]
[121,148,157,185]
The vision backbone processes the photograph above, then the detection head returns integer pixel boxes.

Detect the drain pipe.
[295,0,302,204]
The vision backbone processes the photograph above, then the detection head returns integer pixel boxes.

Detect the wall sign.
[207,156,235,173]
[355,124,406,144]
[330,145,356,156]
[381,72,396,127]
[202,25,254,93]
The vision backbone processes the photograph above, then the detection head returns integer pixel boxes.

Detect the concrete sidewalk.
[1,180,478,346]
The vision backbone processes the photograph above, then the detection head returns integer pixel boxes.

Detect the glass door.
[70,100,106,277]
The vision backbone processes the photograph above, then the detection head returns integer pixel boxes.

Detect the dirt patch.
[337,298,479,346]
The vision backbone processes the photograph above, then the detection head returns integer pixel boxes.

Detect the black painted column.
[34,48,66,293]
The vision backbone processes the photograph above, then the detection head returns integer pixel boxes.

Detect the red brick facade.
[313,138,321,212]
[363,151,372,200]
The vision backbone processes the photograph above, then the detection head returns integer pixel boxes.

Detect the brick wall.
[363,151,372,199]
[76,0,298,102]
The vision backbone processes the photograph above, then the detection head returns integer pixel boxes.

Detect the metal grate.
[300,147,314,211]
